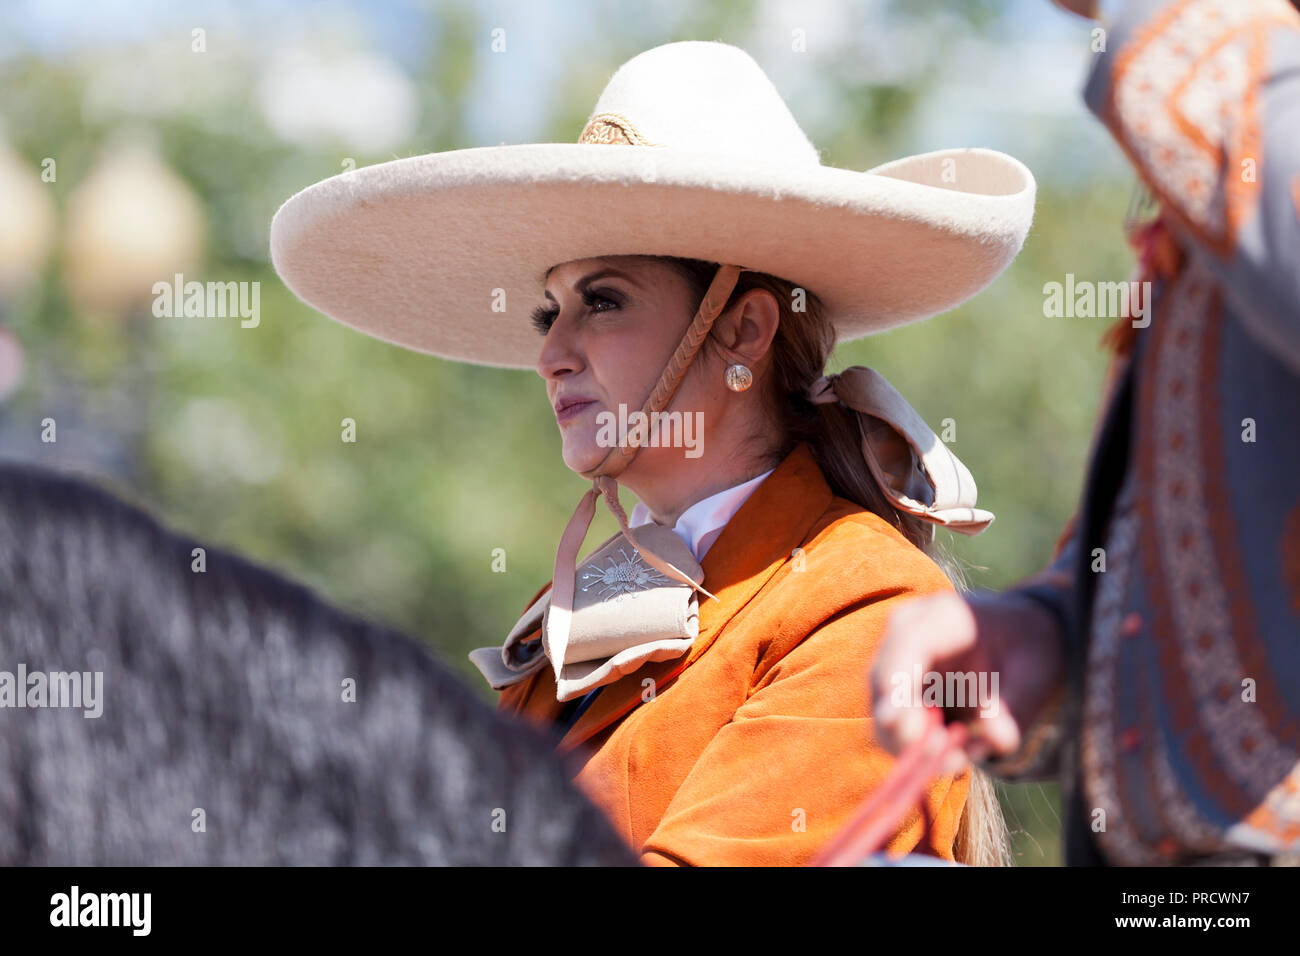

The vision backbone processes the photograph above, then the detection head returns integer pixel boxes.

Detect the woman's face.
[534,255,720,478]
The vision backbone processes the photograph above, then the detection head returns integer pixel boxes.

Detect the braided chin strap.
[545,264,743,685]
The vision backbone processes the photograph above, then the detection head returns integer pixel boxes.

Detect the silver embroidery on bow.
[579,546,671,598]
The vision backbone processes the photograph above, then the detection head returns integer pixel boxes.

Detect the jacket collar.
[628,465,775,561]
[503,441,833,754]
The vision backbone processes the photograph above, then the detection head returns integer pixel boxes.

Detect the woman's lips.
[556,399,597,423]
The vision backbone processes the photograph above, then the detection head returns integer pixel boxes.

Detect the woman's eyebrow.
[544,267,641,301]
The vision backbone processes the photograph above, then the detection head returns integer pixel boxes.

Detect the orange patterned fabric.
[1102,0,1299,257]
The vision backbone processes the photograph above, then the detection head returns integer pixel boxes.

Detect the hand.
[870,591,1067,776]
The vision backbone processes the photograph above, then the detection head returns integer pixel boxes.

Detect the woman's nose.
[536,315,585,381]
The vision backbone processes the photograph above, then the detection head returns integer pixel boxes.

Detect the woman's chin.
[559,433,606,475]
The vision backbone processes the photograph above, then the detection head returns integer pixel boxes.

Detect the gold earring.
[725,363,753,392]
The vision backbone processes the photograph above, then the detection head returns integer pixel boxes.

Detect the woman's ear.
[718,287,780,366]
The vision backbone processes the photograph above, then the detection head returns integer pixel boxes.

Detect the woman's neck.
[620,440,782,527]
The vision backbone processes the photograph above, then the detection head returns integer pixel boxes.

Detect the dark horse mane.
[0,460,635,865]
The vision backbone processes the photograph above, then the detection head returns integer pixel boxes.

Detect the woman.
[269,40,1036,865]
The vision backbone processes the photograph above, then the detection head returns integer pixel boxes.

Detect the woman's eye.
[582,289,621,313]
[531,289,622,336]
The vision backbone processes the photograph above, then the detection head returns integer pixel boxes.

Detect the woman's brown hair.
[651,255,1012,867]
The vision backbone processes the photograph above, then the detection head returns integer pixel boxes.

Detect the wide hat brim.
[269,141,1035,369]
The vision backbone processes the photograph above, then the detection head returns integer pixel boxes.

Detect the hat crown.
[580,41,820,167]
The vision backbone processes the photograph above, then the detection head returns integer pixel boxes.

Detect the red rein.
[810,711,968,867]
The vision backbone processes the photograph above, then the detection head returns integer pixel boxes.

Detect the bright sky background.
[0,0,1130,185]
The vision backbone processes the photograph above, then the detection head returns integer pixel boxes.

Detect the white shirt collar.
[628,467,775,563]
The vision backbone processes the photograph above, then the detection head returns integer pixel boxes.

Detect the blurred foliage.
[0,0,1137,867]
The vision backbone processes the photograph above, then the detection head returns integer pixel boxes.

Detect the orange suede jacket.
[497,441,970,866]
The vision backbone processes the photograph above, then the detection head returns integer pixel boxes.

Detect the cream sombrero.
[269,39,1035,370]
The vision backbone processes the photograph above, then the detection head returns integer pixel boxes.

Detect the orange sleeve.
[638,581,969,867]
